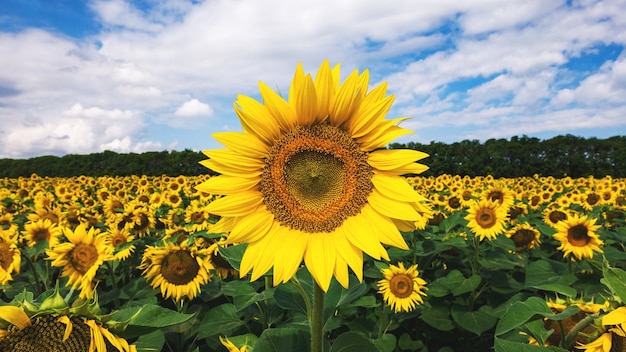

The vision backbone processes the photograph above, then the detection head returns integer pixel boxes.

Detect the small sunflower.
[543,206,569,228]
[553,214,603,261]
[207,240,239,280]
[21,218,62,248]
[139,241,213,302]
[464,199,508,241]
[46,224,112,299]
[0,229,21,285]
[505,223,541,251]
[377,262,428,313]
[104,227,136,261]
[196,60,431,291]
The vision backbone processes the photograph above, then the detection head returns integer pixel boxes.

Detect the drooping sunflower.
[464,199,508,241]
[553,213,603,261]
[46,224,112,299]
[377,262,428,313]
[139,241,213,302]
[505,223,541,251]
[196,61,431,291]
[0,229,21,285]
[0,302,135,352]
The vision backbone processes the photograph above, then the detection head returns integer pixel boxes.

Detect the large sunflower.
[196,61,431,291]
[553,213,603,260]
[46,224,112,299]
[377,262,428,313]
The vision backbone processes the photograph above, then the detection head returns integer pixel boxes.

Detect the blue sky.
[1,0,625,159]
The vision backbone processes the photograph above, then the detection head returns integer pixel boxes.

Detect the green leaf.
[197,304,245,339]
[373,333,396,352]
[601,257,626,302]
[324,275,368,320]
[419,303,455,331]
[495,297,579,336]
[494,337,568,352]
[450,304,497,335]
[253,328,310,352]
[439,270,481,296]
[525,260,576,289]
[329,332,381,352]
[134,329,165,352]
[111,304,195,338]
[218,243,247,270]
[274,282,308,315]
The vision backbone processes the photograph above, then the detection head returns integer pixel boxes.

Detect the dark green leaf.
[495,297,579,336]
[450,304,497,335]
[494,337,568,352]
[601,258,626,302]
[197,304,244,339]
[253,328,310,352]
[218,243,247,270]
[419,304,454,331]
[329,331,381,352]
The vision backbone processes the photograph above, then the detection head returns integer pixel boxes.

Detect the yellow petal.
[288,62,306,106]
[358,121,412,151]
[226,207,274,244]
[368,149,429,171]
[58,316,72,342]
[603,307,626,326]
[372,173,427,203]
[259,81,297,133]
[205,191,263,217]
[203,149,265,170]
[234,96,280,145]
[294,73,318,126]
[350,94,395,139]
[0,306,31,330]
[330,68,362,127]
[199,159,262,178]
[304,234,336,292]
[314,60,334,121]
[195,175,259,195]
[272,227,308,285]
[361,205,409,250]
[368,189,422,221]
[341,213,388,260]
[212,131,268,159]
[86,319,106,352]
[329,227,364,282]
[333,256,350,289]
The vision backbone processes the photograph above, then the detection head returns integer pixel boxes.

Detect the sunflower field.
[0,172,625,351]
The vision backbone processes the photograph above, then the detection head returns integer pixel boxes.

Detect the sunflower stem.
[23,254,42,297]
[105,261,120,309]
[562,312,599,349]
[311,281,325,352]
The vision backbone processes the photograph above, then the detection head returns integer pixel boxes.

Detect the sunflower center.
[390,274,414,298]
[567,224,591,247]
[549,210,567,224]
[476,208,497,229]
[511,229,536,248]
[0,315,92,352]
[69,244,99,274]
[161,250,200,285]
[487,191,504,204]
[261,124,373,233]
[0,244,13,270]
[33,229,50,243]
[111,235,126,247]
[447,196,461,209]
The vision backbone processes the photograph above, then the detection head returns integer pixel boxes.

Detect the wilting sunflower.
[0,305,135,352]
[46,224,112,299]
[553,214,603,261]
[21,218,62,248]
[464,199,508,241]
[377,262,427,313]
[0,229,21,285]
[140,241,213,302]
[196,60,431,291]
[505,223,541,251]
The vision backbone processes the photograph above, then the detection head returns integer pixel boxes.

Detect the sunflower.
[483,183,515,210]
[196,61,431,291]
[21,219,62,248]
[0,229,21,285]
[207,240,239,279]
[104,227,136,261]
[542,206,569,228]
[377,262,427,313]
[553,214,603,261]
[464,199,508,241]
[139,241,213,302]
[505,223,541,251]
[0,305,135,352]
[46,224,112,299]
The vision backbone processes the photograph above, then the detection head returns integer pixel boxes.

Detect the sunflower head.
[196,60,431,291]
[377,262,428,313]
[553,214,603,261]
[464,199,508,241]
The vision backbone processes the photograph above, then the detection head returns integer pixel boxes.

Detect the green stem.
[562,313,599,349]
[311,281,325,352]
[24,254,42,296]
[105,261,120,309]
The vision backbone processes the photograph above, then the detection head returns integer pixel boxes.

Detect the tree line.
[1,134,625,178]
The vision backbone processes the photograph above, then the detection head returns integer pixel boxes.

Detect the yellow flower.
[220,336,251,352]
[464,199,508,241]
[139,241,213,302]
[105,227,136,261]
[0,229,21,285]
[576,332,612,352]
[505,223,541,251]
[21,218,62,248]
[377,262,428,313]
[603,306,626,332]
[46,224,112,299]
[553,214,603,260]
[196,60,431,291]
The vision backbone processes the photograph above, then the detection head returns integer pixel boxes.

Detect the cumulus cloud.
[174,98,213,117]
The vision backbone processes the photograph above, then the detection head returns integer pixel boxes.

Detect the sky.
[0,0,625,159]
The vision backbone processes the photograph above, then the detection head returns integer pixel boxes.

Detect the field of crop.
[1,173,625,352]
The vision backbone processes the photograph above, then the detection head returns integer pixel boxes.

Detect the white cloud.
[174,98,213,117]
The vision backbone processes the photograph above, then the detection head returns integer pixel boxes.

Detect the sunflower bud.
[39,282,69,313]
